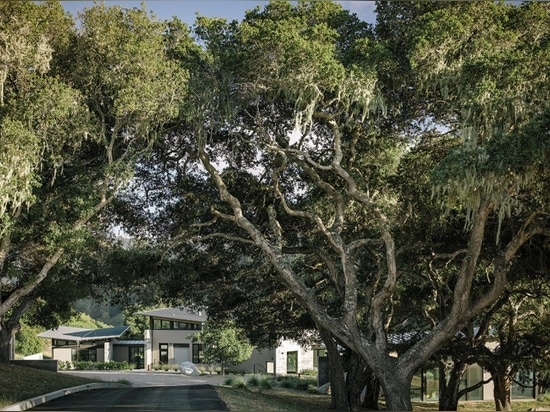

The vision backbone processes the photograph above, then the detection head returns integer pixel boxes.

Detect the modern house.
[137,307,206,369]
[37,325,145,367]
[136,307,324,375]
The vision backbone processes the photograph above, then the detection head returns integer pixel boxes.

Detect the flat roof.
[136,307,207,323]
[38,325,130,343]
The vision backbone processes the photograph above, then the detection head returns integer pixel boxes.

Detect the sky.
[60,1,377,27]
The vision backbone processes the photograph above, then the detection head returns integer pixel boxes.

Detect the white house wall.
[53,348,72,363]
[275,340,315,375]
[235,348,276,374]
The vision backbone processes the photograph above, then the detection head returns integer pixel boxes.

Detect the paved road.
[30,385,228,411]
[28,371,229,411]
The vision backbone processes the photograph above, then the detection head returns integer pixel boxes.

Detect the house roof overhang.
[38,325,130,343]
[136,307,207,323]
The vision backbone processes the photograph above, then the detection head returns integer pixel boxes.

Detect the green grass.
[0,362,104,408]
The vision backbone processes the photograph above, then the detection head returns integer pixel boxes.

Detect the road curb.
[1,382,130,411]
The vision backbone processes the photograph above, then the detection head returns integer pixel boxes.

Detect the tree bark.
[362,368,380,410]
[344,349,371,411]
[319,327,348,411]
[378,372,413,411]
[0,325,13,362]
[493,372,512,411]
[438,360,468,411]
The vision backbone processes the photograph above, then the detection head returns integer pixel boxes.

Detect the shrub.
[247,375,260,387]
[279,378,295,389]
[259,376,273,390]
[300,369,317,376]
[58,360,72,370]
[538,393,550,402]
[231,376,247,389]
[307,384,320,394]
[224,377,235,386]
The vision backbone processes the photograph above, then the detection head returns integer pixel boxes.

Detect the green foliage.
[194,320,254,371]
[0,1,189,363]
[247,375,260,387]
[259,376,274,390]
[15,322,46,357]
[66,312,111,329]
[231,376,247,389]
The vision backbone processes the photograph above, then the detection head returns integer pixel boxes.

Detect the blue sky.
[60,1,377,26]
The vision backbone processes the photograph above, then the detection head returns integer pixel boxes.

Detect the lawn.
[0,362,103,407]
[217,385,550,412]
[2,363,550,411]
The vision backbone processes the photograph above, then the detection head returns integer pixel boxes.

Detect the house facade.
[37,325,144,367]
[137,307,207,369]
[137,307,323,375]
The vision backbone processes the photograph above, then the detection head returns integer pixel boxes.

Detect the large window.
[152,319,202,330]
[192,344,204,363]
[460,365,483,401]
[71,347,97,362]
[159,343,169,364]
[512,369,535,399]
[410,368,440,402]
[287,351,298,374]
[153,319,172,330]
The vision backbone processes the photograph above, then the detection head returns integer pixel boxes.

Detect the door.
[174,344,190,365]
[129,346,144,369]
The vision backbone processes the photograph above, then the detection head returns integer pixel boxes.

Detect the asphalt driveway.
[24,371,229,411]
[30,385,229,411]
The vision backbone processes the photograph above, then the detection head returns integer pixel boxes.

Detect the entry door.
[174,344,190,364]
[129,346,144,369]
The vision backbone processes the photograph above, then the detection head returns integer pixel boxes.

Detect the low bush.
[277,376,317,391]
[259,376,273,390]
[58,361,72,370]
[232,376,247,389]
[224,377,235,386]
[247,375,260,387]
[307,384,320,394]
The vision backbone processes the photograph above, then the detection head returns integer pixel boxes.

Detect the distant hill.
[72,298,124,327]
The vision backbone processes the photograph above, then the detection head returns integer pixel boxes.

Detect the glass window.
[193,344,204,363]
[71,347,97,362]
[287,351,298,374]
[153,319,172,329]
[460,365,483,400]
[411,369,423,401]
[512,369,535,399]
[425,368,439,401]
[159,343,169,364]
[173,322,186,330]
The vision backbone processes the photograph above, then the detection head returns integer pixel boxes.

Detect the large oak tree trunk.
[438,360,468,411]
[376,368,413,411]
[362,369,380,410]
[344,350,371,411]
[0,323,15,362]
[319,327,348,410]
[493,372,512,411]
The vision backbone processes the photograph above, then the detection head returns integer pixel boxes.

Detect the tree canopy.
[1,2,549,411]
